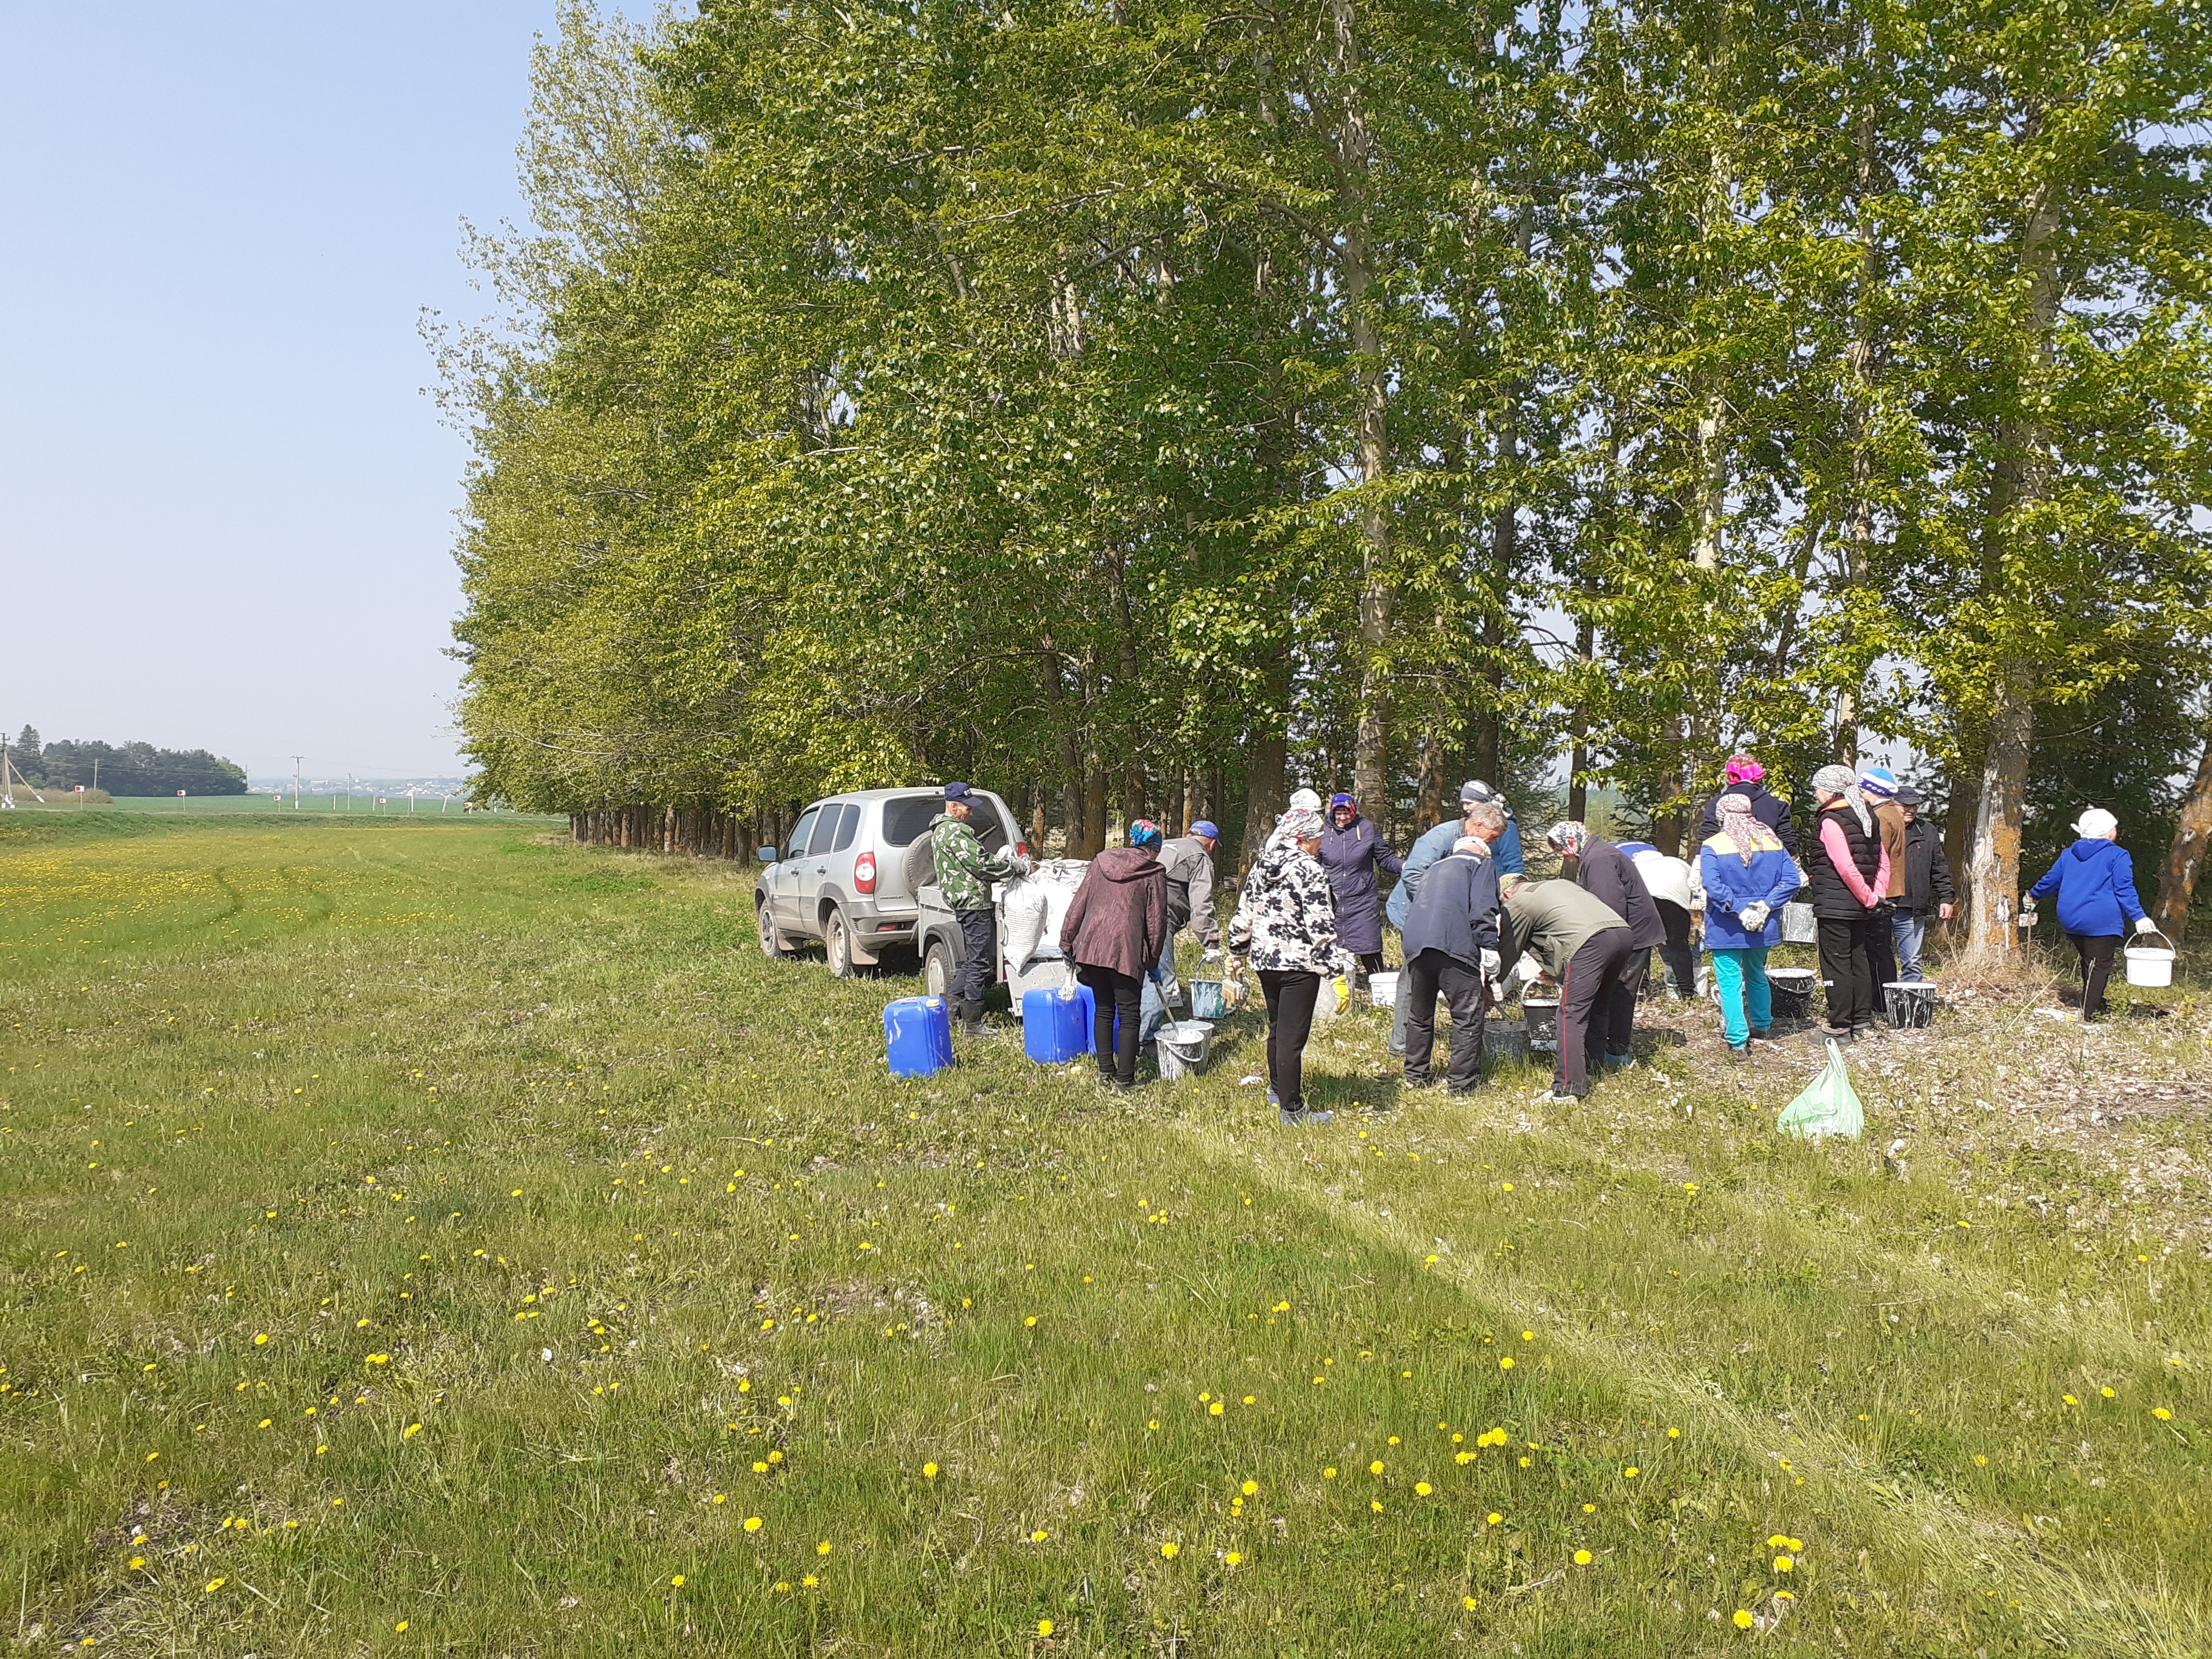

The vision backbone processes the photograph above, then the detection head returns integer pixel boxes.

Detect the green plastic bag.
[1777,1040,1865,1140]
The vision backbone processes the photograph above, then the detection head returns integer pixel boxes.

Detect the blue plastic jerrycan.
[1071,983,1122,1056]
[1022,985,1088,1063]
[884,996,954,1078]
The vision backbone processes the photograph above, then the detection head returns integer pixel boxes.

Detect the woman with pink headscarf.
[1695,753,1800,860]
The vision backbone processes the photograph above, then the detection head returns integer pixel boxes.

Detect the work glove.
[1010,853,1036,877]
[2135,916,2159,935]
[1480,948,1501,978]
[1200,946,1222,962]
[1737,901,1769,933]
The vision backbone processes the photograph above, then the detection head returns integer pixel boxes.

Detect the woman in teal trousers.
[1697,793,1804,1054]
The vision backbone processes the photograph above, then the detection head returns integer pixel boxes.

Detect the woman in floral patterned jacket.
[1229,806,1353,1126]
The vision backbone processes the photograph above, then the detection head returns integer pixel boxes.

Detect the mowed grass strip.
[1,814,2205,1655]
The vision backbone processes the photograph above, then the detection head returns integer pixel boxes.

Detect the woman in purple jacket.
[1318,793,1405,977]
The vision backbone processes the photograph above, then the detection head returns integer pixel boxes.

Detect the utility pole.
[293,756,304,810]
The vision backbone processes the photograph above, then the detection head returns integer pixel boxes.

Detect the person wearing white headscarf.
[2027,807,2153,1022]
[1804,764,1890,1040]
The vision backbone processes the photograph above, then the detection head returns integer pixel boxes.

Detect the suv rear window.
[881,795,940,847]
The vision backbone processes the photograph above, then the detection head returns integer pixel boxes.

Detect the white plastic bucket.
[2125,930,2176,988]
[1156,1020,1215,1081]
[1367,971,1400,1011]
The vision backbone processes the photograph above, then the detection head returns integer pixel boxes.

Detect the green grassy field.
[3,797,554,820]
[2,813,2207,1656]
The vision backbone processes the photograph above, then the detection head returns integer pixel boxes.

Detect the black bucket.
[1767,968,1817,1024]
[1884,981,1939,1029]
[1521,997,1561,1052]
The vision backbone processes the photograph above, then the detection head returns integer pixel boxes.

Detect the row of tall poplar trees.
[443,0,2212,950]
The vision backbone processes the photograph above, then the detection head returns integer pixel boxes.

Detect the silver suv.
[754,787,1025,976]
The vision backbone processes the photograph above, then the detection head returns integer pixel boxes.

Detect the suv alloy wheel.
[825,907,854,978]
[757,900,784,959]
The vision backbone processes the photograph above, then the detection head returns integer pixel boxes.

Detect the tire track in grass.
[1181,1114,2206,1657]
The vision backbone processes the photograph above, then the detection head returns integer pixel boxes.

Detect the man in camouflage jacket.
[931,782,1021,1034]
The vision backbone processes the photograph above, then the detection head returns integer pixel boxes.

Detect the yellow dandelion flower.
[1030,1530,1049,1543]
[1518,1456,1531,1467]
[1038,1618,1055,1636]
[1370,1460,1385,1475]
[2063,1394,2079,1405]
[817,1542,832,1556]
[1371,1499,1385,1513]
[1323,1467,1338,1479]
[402,1423,422,1439]
[2100,1387,2116,1399]
[1734,1610,1754,1629]
[1499,1357,1514,1370]
[395,1621,408,1633]
[1667,1427,1680,1438]
[204,1578,226,1593]
[1208,1402,1223,1416]
[1486,1511,1502,1525]
[1624,1467,1639,1477]
[1240,1480,1258,1496]
[1160,1542,1179,1558]
[128,1557,144,1570]
[1773,1555,1793,1573]
[744,1516,763,1532]
[2154,1407,2172,1421]
[1974,1454,1987,1466]
[1573,1550,1592,1565]
[1415,1482,1432,1497]
[1462,1594,1478,1610]
[923,1462,940,1477]
[670,1574,684,1587]
[1025,1317,1038,1327]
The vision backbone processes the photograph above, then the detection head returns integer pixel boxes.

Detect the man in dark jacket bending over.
[1399,801,1507,1093]
[1547,821,1665,1071]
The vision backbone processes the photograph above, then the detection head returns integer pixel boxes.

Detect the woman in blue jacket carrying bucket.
[1698,793,1804,1057]
[2028,808,2155,1023]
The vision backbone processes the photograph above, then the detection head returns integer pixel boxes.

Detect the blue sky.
[0,3,641,778]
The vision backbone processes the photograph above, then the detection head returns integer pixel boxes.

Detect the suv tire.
[757,901,785,959]
[923,937,955,999]
[824,906,855,978]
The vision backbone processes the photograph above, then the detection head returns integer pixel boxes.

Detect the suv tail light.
[1015,841,1029,860]
[854,850,877,893]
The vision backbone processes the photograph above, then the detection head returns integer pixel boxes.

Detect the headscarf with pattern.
[1275,806,1325,845]
[1545,820,1589,858]
[1715,792,1762,865]
[1811,763,1871,836]
[1127,818,1163,850]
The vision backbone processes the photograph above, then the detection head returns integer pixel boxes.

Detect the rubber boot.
[956,997,985,1037]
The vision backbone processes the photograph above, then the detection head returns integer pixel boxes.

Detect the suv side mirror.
[757,846,778,864]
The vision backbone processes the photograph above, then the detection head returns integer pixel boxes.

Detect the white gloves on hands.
[1738,901,1770,932]
[1480,948,1501,978]
[2136,916,2159,935]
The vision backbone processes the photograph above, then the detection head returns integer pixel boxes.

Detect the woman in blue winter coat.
[2027,808,2154,1022]
[1318,793,1404,977]
[1697,793,1805,1056]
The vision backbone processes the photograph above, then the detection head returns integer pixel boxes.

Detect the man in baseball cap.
[1384,781,1520,1056]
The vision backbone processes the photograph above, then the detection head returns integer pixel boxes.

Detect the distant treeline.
[6,727,247,796]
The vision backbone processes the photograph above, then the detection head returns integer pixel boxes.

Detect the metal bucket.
[1883,981,1939,1028]
[1482,1017,1532,1066]
[1781,902,1817,945]
[1521,997,1561,1053]
[1156,1020,1215,1082]
[1190,978,1229,1019]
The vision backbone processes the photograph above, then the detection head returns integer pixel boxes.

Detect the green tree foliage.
[22,740,248,796]
[447,0,2212,930]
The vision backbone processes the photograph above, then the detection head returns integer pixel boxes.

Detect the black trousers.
[952,908,996,1002]
[1403,948,1487,1092]
[1557,930,1635,1097]
[2070,932,2121,1020]
[1867,903,1899,1008]
[1077,964,1142,1083]
[1650,899,1696,998]
[1606,951,1648,1060]
[1817,915,1880,1032]
[1257,969,1322,1109]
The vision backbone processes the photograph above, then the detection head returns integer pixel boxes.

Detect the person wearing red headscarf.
[1694,753,1799,860]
